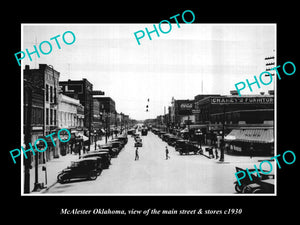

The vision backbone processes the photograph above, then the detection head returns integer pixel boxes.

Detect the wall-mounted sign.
[210,96,274,104]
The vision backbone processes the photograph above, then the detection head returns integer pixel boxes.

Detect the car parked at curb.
[81,150,111,169]
[57,158,100,184]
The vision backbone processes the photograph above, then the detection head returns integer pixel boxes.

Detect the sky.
[22,23,276,120]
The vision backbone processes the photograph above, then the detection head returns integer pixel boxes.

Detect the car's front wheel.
[57,173,68,184]
[88,171,98,180]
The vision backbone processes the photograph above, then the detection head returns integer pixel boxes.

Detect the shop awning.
[224,129,274,143]
[188,124,208,129]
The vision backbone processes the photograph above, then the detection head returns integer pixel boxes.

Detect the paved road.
[43,132,269,195]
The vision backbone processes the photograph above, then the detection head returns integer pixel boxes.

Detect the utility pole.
[24,83,32,193]
[219,104,225,162]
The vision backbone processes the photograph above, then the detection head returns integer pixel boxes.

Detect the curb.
[40,181,58,194]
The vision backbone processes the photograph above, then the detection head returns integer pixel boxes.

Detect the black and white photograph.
[21,23,276,195]
[3,4,298,221]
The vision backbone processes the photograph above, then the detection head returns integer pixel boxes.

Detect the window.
[50,109,53,125]
[46,84,49,102]
[54,87,57,104]
[50,86,53,103]
[54,109,56,125]
[46,108,49,125]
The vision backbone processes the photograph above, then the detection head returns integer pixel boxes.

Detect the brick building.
[24,64,60,162]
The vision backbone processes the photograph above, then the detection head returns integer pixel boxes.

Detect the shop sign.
[210,96,274,104]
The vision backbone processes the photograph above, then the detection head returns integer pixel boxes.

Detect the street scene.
[22,24,276,195]
[42,126,274,194]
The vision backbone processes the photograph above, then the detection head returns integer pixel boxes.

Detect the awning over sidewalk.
[225,128,274,143]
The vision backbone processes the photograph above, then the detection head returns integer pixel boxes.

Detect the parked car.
[116,135,128,145]
[176,140,199,155]
[162,133,173,142]
[99,144,119,158]
[127,129,136,135]
[109,140,123,151]
[167,136,180,146]
[158,131,166,138]
[57,158,100,183]
[234,167,275,193]
[81,150,111,169]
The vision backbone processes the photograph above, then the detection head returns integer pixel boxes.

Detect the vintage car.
[234,167,275,193]
[134,141,143,147]
[141,128,148,136]
[134,137,143,147]
[116,135,128,145]
[175,140,199,155]
[134,134,142,142]
[57,158,100,184]
[158,131,166,138]
[81,150,111,169]
[167,136,180,147]
[127,129,136,135]
[109,140,124,151]
[99,143,119,158]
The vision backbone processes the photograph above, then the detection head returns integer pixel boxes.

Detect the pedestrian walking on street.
[135,147,139,161]
[215,147,219,159]
[165,146,170,160]
[249,143,254,159]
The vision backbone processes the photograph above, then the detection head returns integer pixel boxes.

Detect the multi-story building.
[59,79,94,131]
[23,76,44,164]
[24,64,60,161]
[58,93,84,155]
[169,98,194,128]
[93,97,116,135]
[194,91,274,155]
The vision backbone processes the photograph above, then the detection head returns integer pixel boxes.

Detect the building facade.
[93,97,116,136]
[58,93,84,155]
[194,93,274,155]
[24,64,60,162]
[59,79,94,131]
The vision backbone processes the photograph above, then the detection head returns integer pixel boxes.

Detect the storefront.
[224,128,274,156]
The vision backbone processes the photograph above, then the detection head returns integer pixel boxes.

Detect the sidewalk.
[30,136,114,194]
[200,145,272,164]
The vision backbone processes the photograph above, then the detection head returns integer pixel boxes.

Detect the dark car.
[127,129,136,135]
[162,133,172,142]
[109,140,123,151]
[167,136,180,146]
[176,140,199,155]
[158,131,166,138]
[57,158,100,183]
[81,150,111,169]
[116,135,128,145]
[99,144,119,158]
[141,128,148,136]
[234,167,275,193]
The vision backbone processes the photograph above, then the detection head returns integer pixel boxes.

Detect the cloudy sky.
[22,23,276,120]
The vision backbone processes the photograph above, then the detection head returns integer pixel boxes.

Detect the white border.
[21,23,277,196]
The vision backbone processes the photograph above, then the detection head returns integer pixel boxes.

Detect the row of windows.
[45,84,57,103]
[46,108,56,125]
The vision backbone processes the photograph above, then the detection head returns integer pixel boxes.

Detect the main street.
[44,131,271,195]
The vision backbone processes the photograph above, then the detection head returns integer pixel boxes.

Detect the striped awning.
[225,129,274,143]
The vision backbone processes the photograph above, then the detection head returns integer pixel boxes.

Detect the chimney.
[260,92,265,95]
[25,65,30,70]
